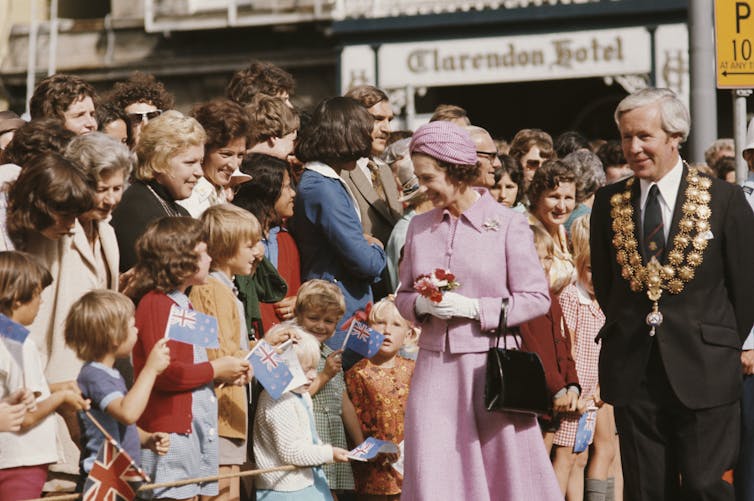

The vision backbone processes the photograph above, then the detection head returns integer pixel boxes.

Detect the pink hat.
[410,121,477,165]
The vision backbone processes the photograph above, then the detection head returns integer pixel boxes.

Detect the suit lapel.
[348,164,397,223]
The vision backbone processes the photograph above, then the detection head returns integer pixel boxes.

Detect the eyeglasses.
[476,150,498,159]
[126,110,162,125]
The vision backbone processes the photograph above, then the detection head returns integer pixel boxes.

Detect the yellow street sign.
[715,0,754,88]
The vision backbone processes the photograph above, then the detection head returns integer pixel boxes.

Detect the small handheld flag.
[82,411,149,501]
[573,407,598,453]
[164,305,219,348]
[247,340,294,400]
[342,320,384,359]
[0,313,29,372]
[347,437,399,462]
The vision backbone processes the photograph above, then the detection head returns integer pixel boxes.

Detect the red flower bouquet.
[413,268,460,303]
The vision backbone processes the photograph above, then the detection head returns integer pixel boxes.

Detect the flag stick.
[340,321,355,352]
[84,410,150,481]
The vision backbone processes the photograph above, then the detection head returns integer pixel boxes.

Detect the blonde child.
[0,251,90,500]
[64,290,172,487]
[189,204,265,501]
[344,298,418,501]
[254,325,350,500]
[294,280,363,498]
[127,217,250,500]
[552,215,617,501]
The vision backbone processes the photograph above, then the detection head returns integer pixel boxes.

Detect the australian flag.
[347,437,399,462]
[344,320,384,359]
[247,340,293,400]
[82,438,149,501]
[573,408,597,453]
[0,313,29,372]
[164,305,219,348]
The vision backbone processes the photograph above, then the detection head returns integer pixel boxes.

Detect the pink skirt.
[401,349,561,501]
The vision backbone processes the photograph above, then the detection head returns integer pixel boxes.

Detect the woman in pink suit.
[395,121,561,501]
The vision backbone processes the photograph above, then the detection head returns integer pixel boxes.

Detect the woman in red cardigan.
[233,153,301,334]
[519,223,581,455]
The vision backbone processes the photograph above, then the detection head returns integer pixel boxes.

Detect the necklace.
[146,183,183,217]
[610,166,712,335]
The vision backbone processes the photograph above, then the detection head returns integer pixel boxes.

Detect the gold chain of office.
[609,166,712,302]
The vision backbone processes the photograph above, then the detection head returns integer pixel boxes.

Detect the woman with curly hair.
[178,99,250,218]
[111,110,205,272]
[526,159,577,293]
[109,72,174,146]
[128,216,250,500]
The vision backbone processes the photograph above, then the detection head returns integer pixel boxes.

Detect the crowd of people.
[0,60,753,501]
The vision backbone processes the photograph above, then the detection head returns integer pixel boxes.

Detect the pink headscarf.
[409,121,477,165]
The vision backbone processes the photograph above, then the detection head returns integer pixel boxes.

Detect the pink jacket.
[396,189,550,354]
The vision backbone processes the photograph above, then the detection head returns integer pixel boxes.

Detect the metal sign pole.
[733,89,752,182]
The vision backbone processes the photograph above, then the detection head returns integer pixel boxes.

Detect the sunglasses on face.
[127,110,162,125]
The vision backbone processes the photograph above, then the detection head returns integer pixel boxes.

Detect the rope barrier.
[27,463,304,501]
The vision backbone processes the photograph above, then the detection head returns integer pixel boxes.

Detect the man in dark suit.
[590,88,754,500]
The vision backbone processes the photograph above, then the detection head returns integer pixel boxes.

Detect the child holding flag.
[0,251,90,500]
[552,216,617,501]
[127,217,251,499]
[294,280,362,498]
[344,298,417,501]
[63,290,172,490]
[253,326,350,500]
[189,204,265,500]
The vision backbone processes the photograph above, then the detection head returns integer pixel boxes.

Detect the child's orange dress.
[345,356,415,495]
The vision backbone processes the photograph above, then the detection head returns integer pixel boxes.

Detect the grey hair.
[614,88,690,142]
[563,150,606,203]
[64,131,134,181]
[704,138,735,166]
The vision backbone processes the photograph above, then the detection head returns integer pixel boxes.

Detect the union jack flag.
[169,308,195,329]
[344,320,385,359]
[347,437,398,462]
[163,305,219,348]
[82,439,149,501]
[247,340,293,400]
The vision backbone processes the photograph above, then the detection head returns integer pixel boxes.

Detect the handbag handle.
[494,298,521,350]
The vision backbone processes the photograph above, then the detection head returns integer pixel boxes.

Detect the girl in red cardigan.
[128,217,250,500]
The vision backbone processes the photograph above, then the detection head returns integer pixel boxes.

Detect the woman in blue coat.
[290,97,386,354]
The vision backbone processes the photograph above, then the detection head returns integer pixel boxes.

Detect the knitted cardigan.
[253,391,333,491]
[189,276,251,440]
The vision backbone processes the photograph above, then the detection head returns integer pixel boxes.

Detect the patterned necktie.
[368,161,386,201]
[643,184,665,261]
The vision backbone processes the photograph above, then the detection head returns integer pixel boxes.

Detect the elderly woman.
[527,159,577,294]
[395,121,559,500]
[111,110,205,271]
[290,96,386,351]
[178,99,250,217]
[562,150,606,235]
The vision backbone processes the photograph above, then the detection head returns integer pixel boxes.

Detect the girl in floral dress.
[345,298,418,501]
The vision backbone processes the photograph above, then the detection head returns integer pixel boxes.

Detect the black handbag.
[484,299,551,416]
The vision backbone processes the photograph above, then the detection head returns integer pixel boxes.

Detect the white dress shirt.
[638,157,684,242]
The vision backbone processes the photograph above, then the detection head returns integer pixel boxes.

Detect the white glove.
[415,293,480,320]
[440,292,480,320]
[415,295,454,320]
